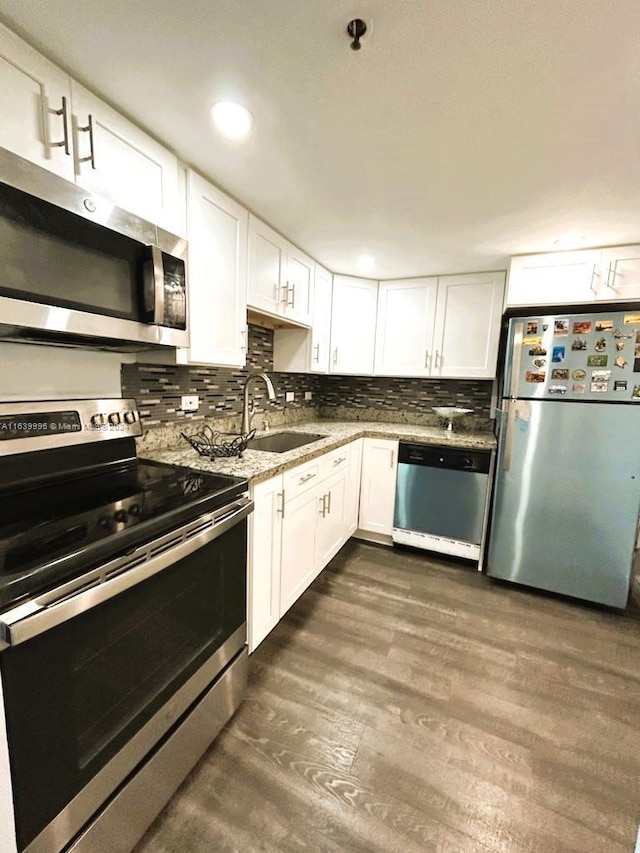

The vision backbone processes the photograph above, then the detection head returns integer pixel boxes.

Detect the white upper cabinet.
[179,171,247,367]
[310,263,332,372]
[507,249,601,306]
[247,215,313,326]
[598,246,640,301]
[70,83,183,235]
[0,22,74,181]
[0,23,183,234]
[247,215,287,315]
[374,278,438,376]
[432,272,505,378]
[329,276,378,374]
[284,245,314,326]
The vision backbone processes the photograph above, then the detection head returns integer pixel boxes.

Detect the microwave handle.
[144,245,165,323]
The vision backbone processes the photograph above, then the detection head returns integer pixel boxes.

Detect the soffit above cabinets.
[1,0,640,278]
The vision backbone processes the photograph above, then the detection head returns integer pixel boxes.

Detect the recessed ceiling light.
[356,254,376,274]
[210,101,253,141]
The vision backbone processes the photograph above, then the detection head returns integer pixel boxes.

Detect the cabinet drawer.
[283,457,322,502]
[320,443,351,479]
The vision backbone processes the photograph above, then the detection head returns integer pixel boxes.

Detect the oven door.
[0,497,251,853]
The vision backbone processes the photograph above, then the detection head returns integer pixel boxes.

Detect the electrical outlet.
[304,391,313,401]
[285,391,295,402]
[181,395,199,412]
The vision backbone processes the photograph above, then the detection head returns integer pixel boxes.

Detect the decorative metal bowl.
[432,406,473,431]
[181,426,256,459]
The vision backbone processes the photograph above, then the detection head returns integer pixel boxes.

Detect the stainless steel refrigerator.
[486,307,640,607]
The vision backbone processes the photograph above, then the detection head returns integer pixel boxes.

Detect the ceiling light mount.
[347,18,367,51]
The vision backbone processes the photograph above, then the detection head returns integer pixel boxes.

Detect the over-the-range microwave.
[0,147,188,351]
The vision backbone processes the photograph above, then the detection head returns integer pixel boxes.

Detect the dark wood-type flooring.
[135,541,640,853]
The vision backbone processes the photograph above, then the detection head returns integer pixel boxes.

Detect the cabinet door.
[374,278,438,376]
[432,272,505,379]
[506,251,599,306]
[280,488,319,615]
[70,83,183,234]
[248,476,283,652]
[247,215,287,315]
[598,246,640,301]
[358,438,398,537]
[315,470,348,571]
[284,244,313,326]
[183,171,248,367]
[345,439,363,537]
[0,22,74,180]
[311,263,332,373]
[329,276,378,374]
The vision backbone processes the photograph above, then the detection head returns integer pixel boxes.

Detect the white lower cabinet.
[345,438,363,536]
[357,438,398,539]
[248,441,359,651]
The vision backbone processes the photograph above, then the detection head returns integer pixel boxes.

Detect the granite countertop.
[140,420,497,486]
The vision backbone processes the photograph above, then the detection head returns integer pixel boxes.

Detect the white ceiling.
[1,0,639,278]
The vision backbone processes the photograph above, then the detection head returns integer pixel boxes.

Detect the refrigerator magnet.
[591,369,611,380]
[572,321,592,334]
[532,357,546,368]
[526,321,539,334]
[614,328,633,339]
[571,338,587,351]
[590,380,609,392]
[523,335,543,347]
[525,371,546,383]
[551,368,569,380]
[623,313,640,325]
[572,383,586,393]
[572,369,587,381]
[614,381,628,391]
[548,385,568,395]
[614,355,628,369]
[632,385,640,399]
[616,341,625,351]
[594,337,607,352]
[595,319,613,332]
[528,345,547,356]
[554,319,569,336]
[551,346,566,363]
[587,354,608,367]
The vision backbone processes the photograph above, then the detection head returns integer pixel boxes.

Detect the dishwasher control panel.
[398,442,491,473]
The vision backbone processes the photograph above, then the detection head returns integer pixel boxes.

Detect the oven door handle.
[0,497,253,649]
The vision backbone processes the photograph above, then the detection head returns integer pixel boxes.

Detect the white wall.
[0,344,132,401]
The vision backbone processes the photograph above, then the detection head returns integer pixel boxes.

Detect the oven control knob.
[124,411,137,425]
[108,412,121,426]
[91,413,106,427]
[128,503,141,516]
[463,458,475,469]
[114,509,129,523]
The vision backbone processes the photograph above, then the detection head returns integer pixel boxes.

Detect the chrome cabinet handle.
[332,347,338,367]
[299,472,316,484]
[277,490,285,518]
[424,349,430,368]
[606,262,616,289]
[285,283,295,308]
[434,350,441,369]
[589,263,599,293]
[50,95,70,155]
[333,456,346,466]
[313,343,320,363]
[77,114,96,169]
[326,490,332,514]
[0,498,253,648]
[390,450,395,468]
[319,494,327,517]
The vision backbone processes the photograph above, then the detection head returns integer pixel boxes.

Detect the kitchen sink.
[247,432,327,453]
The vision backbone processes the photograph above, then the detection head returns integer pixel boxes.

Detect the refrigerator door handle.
[508,322,524,399]
[503,399,517,472]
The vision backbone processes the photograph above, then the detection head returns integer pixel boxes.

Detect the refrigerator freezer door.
[487,400,640,607]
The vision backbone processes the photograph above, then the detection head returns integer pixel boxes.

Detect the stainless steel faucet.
[241,371,276,434]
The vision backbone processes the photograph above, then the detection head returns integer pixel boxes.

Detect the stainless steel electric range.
[0,399,252,853]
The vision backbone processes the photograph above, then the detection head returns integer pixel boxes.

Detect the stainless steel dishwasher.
[392,442,494,567]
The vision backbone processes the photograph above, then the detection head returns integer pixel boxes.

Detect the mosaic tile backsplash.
[122,325,494,432]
